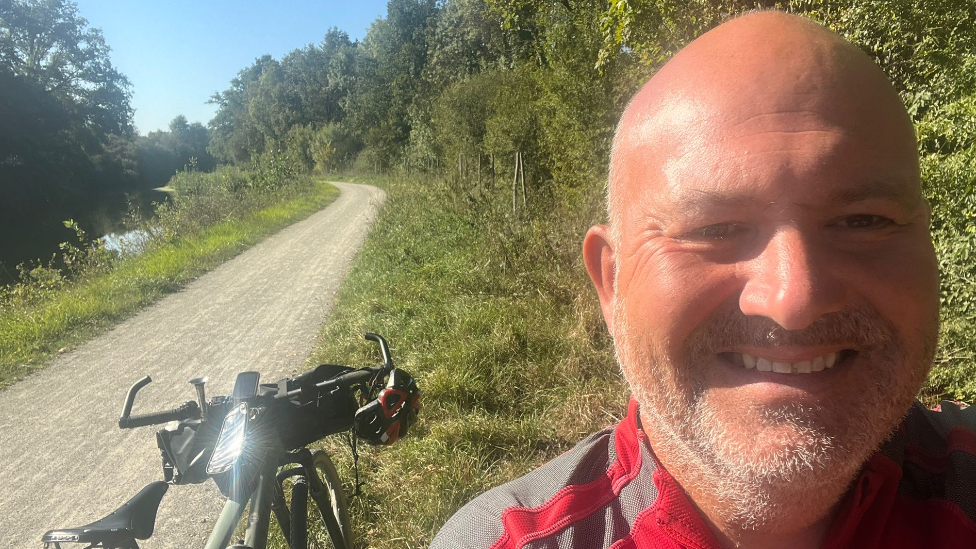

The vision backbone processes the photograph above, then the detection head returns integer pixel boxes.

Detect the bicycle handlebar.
[364,333,393,370]
[276,364,382,401]
[118,333,395,426]
[277,334,394,401]
[119,400,200,429]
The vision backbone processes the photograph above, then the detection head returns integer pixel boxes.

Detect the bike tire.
[308,449,352,549]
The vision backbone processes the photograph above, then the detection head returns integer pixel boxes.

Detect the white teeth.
[734,352,845,374]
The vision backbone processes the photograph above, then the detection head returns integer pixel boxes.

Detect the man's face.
[595,68,940,524]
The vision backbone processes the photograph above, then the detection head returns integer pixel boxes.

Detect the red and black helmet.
[354,368,421,445]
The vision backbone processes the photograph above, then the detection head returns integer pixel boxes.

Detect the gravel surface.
[0,182,385,548]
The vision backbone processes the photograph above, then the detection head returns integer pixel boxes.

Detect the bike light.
[206,403,249,475]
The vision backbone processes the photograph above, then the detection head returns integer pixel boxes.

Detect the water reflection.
[0,188,169,285]
[100,228,156,256]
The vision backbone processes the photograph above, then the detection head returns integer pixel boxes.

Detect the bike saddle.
[41,481,168,548]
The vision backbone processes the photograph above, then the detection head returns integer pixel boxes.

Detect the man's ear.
[583,225,617,332]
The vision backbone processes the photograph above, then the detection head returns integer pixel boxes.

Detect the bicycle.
[42,333,421,549]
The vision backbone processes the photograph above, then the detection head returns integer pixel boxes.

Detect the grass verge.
[295,174,626,548]
[291,170,976,549]
[0,179,340,387]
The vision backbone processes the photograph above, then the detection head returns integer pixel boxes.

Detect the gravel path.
[0,182,385,548]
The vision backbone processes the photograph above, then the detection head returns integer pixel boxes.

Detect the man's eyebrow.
[668,179,921,217]
[828,179,920,208]
[669,189,762,217]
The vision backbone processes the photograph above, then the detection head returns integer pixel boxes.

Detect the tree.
[345,0,439,168]
[0,0,138,262]
[136,115,215,188]
[208,32,363,166]
[0,0,133,137]
[208,55,279,163]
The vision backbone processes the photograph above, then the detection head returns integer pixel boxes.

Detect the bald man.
[431,11,976,549]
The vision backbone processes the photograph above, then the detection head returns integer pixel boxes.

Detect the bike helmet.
[354,368,421,445]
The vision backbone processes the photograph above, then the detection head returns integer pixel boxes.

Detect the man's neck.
[691,496,841,549]
[642,425,856,549]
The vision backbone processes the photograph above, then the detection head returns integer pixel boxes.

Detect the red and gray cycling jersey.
[431,399,976,549]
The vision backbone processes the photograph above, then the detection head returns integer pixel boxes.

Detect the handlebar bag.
[156,418,219,485]
[278,364,360,449]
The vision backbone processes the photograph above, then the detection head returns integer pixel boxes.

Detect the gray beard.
[611,297,932,532]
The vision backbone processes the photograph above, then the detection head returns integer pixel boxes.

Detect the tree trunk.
[477,153,482,192]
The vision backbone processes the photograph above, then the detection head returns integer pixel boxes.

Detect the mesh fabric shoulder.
[430,410,659,549]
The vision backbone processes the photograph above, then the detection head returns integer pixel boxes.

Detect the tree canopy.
[0,0,132,137]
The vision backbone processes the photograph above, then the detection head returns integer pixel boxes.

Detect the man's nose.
[738,228,844,330]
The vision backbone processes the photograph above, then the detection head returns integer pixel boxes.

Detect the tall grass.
[299,174,626,548]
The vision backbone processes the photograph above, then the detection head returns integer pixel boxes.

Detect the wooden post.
[477,153,482,192]
[512,151,520,213]
[459,152,463,185]
[490,154,495,190]
[520,153,527,207]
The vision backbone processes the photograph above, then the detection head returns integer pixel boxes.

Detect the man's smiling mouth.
[718,350,858,374]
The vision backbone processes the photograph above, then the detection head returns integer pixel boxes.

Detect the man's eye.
[687,223,747,240]
[835,215,895,230]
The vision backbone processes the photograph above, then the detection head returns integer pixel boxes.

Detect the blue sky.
[73,1,389,135]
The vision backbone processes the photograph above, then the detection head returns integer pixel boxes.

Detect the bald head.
[608,11,919,239]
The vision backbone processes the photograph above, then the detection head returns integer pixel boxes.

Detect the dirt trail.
[0,182,385,548]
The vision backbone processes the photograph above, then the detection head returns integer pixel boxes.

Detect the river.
[0,188,169,286]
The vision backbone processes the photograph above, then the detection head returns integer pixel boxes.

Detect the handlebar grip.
[364,333,393,369]
[119,401,200,429]
[318,366,381,393]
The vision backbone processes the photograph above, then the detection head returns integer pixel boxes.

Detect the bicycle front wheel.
[308,449,352,549]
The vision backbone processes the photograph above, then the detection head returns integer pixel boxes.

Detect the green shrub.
[921,149,976,403]
[155,157,311,241]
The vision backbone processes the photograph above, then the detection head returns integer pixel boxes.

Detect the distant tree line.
[10,0,974,225]
[205,0,975,203]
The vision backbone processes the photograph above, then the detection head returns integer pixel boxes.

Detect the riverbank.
[0,179,340,387]
[0,187,170,286]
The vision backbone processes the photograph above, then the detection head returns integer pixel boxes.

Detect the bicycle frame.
[204,448,341,549]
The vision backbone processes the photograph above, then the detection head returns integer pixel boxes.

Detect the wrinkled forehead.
[608,15,919,228]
